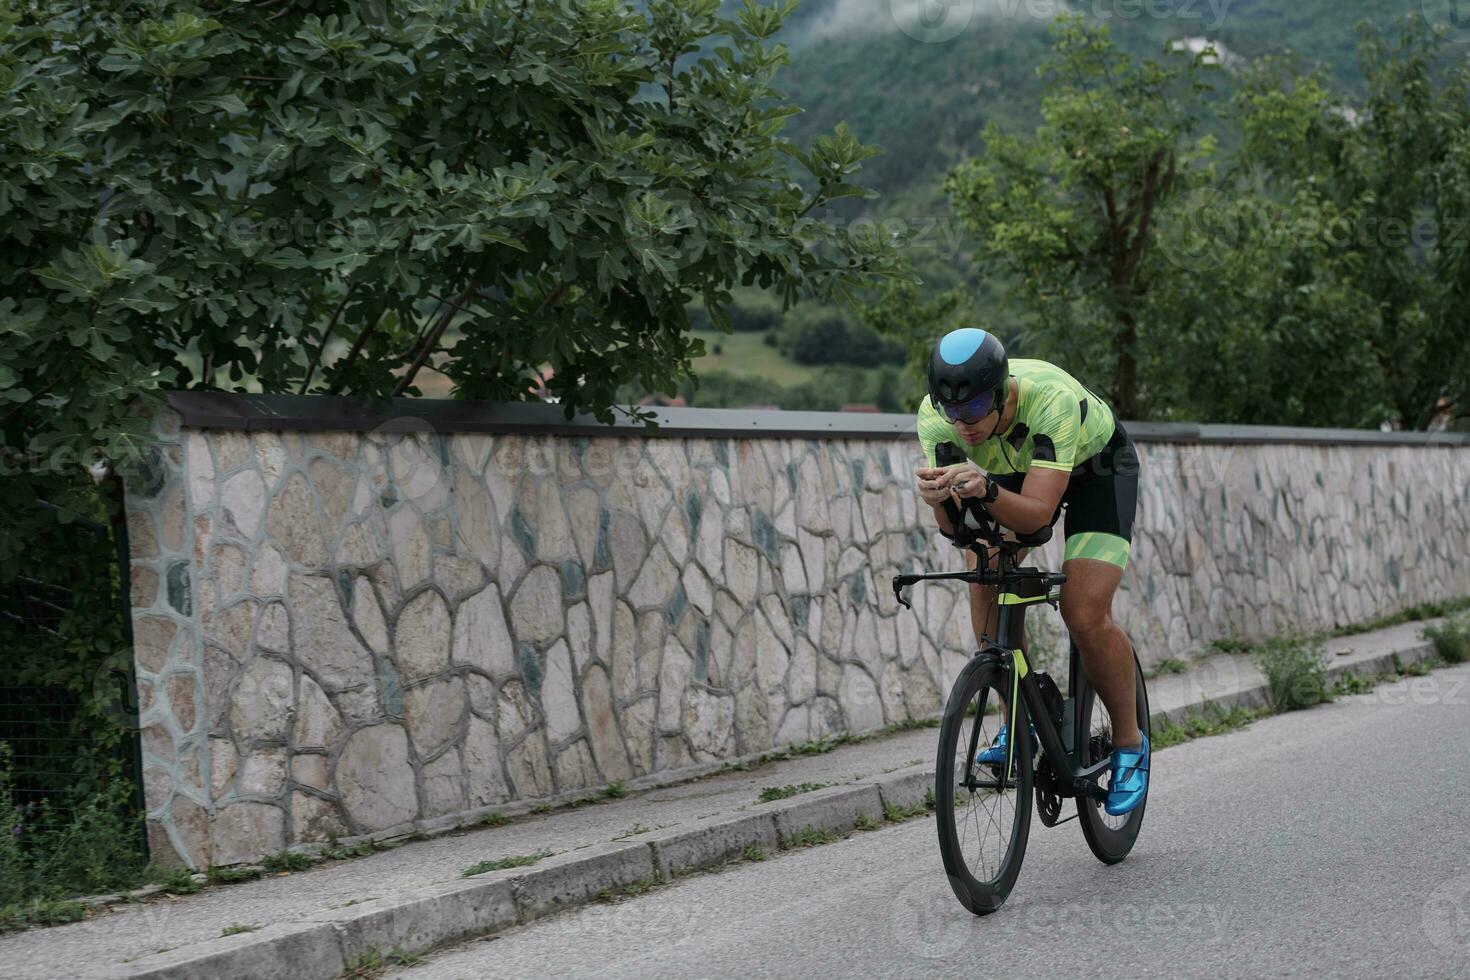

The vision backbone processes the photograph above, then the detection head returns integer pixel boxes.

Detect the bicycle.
[892,457,1151,915]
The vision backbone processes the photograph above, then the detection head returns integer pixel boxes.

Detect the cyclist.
[913,327,1147,815]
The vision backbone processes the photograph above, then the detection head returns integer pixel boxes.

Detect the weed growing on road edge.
[757,782,828,803]
[480,811,510,827]
[0,897,86,932]
[1152,701,1268,748]
[221,923,259,936]
[1256,637,1330,710]
[338,947,385,980]
[388,947,425,967]
[1145,657,1190,677]
[741,844,766,861]
[603,780,628,799]
[853,812,879,831]
[1422,614,1470,664]
[612,823,653,840]
[206,865,263,885]
[261,850,313,873]
[594,876,659,903]
[778,827,839,849]
[461,849,553,877]
[152,864,203,895]
[1332,596,1470,637]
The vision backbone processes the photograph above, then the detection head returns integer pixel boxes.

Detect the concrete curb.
[118,636,1441,979]
[117,770,929,980]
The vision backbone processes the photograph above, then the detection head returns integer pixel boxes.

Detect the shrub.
[1256,638,1330,710]
[1422,614,1470,664]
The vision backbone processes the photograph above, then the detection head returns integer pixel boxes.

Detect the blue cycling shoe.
[976,723,1038,766]
[1104,733,1150,816]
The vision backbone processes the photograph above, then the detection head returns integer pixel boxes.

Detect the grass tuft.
[594,876,659,902]
[1152,701,1268,749]
[151,864,203,896]
[221,922,259,937]
[479,811,510,828]
[612,823,652,840]
[602,780,628,799]
[261,850,314,874]
[757,781,828,803]
[1147,657,1189,676]
[461,849,552,877]
[778,827,839,849]
[741,843,766,862]
[206,865,263,885]
[1422,613,1470,664]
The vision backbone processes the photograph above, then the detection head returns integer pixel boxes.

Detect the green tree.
[0,0,905,558]
[943,15,1217,418]
[1149,20,1470,428]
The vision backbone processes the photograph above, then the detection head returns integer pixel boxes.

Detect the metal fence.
[0,505,146,853]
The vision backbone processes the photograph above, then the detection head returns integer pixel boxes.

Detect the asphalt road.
[393,663,1470,979]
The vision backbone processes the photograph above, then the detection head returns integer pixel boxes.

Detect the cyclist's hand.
[940,461,989,499]
[915,467,954,506]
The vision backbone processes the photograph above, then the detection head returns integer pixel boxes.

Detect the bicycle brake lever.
[891,575,915,610]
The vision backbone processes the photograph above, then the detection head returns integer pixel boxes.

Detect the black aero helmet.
[928,327,1008,423]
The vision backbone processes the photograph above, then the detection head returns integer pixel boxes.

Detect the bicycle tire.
[1074,645,1150,864]
[935,652,1034,915]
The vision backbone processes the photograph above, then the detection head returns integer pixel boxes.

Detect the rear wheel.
[1075,644,1150,864]
[935,652,1033,915]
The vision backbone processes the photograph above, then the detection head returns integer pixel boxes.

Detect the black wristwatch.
[980,477,1001,504]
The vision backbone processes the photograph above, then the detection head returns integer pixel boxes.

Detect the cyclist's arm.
[981,467,1067,535]
[950,386,1078,534]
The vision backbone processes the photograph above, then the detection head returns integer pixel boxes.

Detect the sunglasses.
[939,390,995,424]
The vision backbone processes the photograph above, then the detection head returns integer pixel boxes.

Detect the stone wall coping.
[165,392,1470,448]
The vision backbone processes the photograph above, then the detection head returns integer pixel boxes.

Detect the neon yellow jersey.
[916,359,1115,474]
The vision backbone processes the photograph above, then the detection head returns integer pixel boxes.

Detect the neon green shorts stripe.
[1064,531,1131,569]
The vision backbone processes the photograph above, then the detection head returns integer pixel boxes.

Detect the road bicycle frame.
[893,502,1113,804]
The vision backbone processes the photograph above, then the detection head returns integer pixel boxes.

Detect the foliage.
[777,304,903,367]
[1255,637,1330,711]
[678,363,906,412]
[944,15,1218,418]
[755,781,828,803]
[1422,614,1470,665]
[1149,21,1470,428]
[0,750,151,918]
[937,14,1470,428]
[856,278,972,410]
[0,0,905,898]
[461,849,552,877]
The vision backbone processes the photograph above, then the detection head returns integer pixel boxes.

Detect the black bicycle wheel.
[935,652,1034,915]
[1075,645,1150,864]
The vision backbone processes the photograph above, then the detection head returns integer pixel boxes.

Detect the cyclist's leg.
[1058,425,1141,748]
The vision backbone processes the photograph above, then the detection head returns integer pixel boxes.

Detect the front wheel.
[935,652,1033,915]
[1074,644,1150,864]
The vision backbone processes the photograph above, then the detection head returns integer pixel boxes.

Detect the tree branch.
[299,284,358,395]
[391,284,480,397]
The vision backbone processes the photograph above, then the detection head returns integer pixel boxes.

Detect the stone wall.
[123,401,1470,867]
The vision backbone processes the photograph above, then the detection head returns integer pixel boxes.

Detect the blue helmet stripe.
[938,328,988,365]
